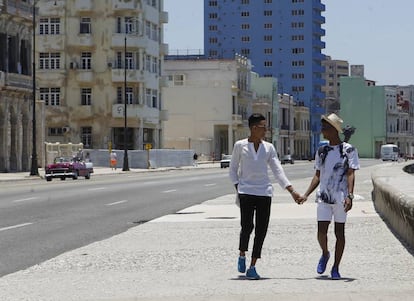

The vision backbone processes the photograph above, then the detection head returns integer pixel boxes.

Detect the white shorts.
[317,200,347,223]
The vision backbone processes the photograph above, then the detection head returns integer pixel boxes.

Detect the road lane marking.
[162,189,177,193]
[106,200,128,206]
[0,223,33,232]
[87,187,106,191]
[204,183,217,187]
[12,197,38,203]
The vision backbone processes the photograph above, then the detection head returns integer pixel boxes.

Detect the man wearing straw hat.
[298,113,360,280]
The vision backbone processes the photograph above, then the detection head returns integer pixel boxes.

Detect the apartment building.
[322,55,349,114]
[204,0,326,154]
[0,0,42,172]
[37,0,168,151]
[162,54,253,160]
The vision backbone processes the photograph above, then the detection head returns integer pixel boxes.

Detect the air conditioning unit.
[69,62,77,69]
[107,62,112,68]
[62,126,70,133]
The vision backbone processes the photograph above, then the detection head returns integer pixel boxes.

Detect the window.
[145,21,151,38]
[152,90,158,108]
[264,48,273,54]
[80,17,91,34]
[241,36,250,42]
[209,37,218,43]
[264,23,272,29]
[126,52,133,69]
[145,88,152,106]
[81,88,92,105]
[264,10,272,16]
[209,25,218,31]
[145,55,151,71]
[81,52,92,70]
[209,13,218,19]
[48,127,65,136]
[168,74,185,86]
[209,1,218,6]
[241,24,250,30]
[264,61,273,67]
[152,57,158,73]
[40,87,60,106]
[241,12,249,17]
[241,48,250,56]
[264,35,272,41]
[39,18,60,35]
[39,53,60,69]
[241,0,250,4]
[81,127,92,148]
[116,87,134,104]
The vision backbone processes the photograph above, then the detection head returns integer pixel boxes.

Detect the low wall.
[83,149,194,169]
[371,163,414,249]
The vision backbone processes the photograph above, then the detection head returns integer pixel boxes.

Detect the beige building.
[322,56,349,114]
[0,0,44,172]
[162,55,253,160]
[37,0,168,152]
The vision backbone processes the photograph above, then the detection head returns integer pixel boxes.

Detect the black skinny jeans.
[239,194,272,259]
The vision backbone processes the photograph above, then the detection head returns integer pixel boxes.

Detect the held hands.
[296,194,308,205]
[289,190,307,205]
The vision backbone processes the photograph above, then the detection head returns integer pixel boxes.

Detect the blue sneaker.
[317,252,330,274]
[331,266,341,280]
[246,266,260,280]
[238,256,246,273]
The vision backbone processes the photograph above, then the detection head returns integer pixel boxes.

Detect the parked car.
[220,154,232,168]
[45,157,94,181]
[280,154,294,164]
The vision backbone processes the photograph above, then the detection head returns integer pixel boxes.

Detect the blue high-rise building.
[204,0,326,152]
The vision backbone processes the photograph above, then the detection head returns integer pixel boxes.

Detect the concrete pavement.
[0,162,413,300]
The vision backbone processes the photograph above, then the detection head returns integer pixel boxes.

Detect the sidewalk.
[0,163,413,300]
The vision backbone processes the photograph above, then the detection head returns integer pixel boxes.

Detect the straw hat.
[321,113,343,133]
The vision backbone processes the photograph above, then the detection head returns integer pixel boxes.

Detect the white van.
[380,144,399,161]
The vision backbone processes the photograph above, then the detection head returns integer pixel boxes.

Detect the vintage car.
[45,157,94,181]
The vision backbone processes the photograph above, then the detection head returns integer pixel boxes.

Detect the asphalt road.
[0,160,378,277]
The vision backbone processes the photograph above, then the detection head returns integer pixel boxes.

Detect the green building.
[340,77,386,158]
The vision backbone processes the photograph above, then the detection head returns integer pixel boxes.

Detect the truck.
[380,144,399,161]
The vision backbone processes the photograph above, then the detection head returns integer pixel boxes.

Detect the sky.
[163,0,414,86]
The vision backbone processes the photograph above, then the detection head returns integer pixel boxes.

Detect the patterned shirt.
[315,142,360,204]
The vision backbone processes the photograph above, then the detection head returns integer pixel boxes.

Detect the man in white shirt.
[229,113,300,280]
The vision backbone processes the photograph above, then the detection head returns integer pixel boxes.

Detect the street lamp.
[30,2,38,176]
[122,35,129,171]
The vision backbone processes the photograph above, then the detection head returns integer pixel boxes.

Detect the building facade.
[0,0,44,172]
[37,0,168,153]
[204,0,326,154]
[162,55,253,160]
[322,55,349,114]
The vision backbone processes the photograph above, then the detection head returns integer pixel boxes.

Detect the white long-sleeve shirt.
[229,138,291,197]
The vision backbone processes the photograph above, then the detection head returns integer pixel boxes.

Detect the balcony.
[313,39,325,49]
[112,34,148,49]
[76,70,94,82]
[111,69,145,83]
[112,103,161,124]
[4,0,32,21]
[75,0,93,11]
[160,43,169,55]
[0,72,32,91]
[70,34,94,47]
[232,114,242,125]
[160,11,168,24]
[112,0,141,11]
[313,14,325,24]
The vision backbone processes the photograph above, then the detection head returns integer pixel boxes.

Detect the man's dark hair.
[248,113,266,128]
